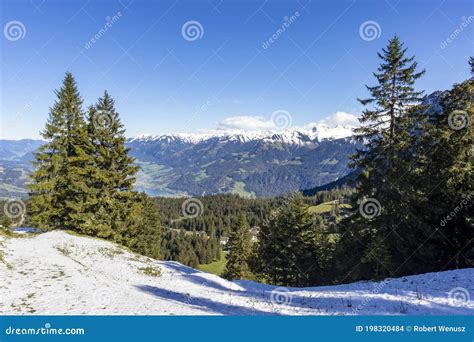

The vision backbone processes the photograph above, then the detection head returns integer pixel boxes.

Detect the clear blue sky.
[1,0,473,139]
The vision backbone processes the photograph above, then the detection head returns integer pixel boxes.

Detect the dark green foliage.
[223,215,252,280]
[85,92,140,239]
[253,194,334,286]
[29,73,161,259]
[118,193,162,259]
[154,189,352,237]
[161,229,221,268]
[0,215,12,231]
[154,194,273,238]
[338,36,428,280]
[336,42,472,283]
[29,73,96,232]
[419,59,474,270]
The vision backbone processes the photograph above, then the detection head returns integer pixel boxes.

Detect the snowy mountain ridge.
[129,124,356,145]
[1,231,472,315]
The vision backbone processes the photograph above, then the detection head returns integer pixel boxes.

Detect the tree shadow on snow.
[160,263,471,315]
[134,285,281,315]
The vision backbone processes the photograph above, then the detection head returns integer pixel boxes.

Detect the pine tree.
[29,73,96,232]
[223,214,252,280]
[345,36,427,279]
[86,91,139,239]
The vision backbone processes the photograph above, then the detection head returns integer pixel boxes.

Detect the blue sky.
[1,0,473,139]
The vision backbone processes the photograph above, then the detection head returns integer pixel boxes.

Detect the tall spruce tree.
[30,76,162,260]
[87,91,161,258]
[223,214,252,280]
[86,91,139,239]
[29,73,96,232]
[340,36,427,279]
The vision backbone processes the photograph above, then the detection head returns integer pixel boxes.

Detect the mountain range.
[0,91,443,198]
[0,124,358,198]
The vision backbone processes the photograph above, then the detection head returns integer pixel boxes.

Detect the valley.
[0,127,358,198]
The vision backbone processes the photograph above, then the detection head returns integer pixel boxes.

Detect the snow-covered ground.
[0,231,472,315]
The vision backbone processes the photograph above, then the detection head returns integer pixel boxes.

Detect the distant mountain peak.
[130,123,356,145]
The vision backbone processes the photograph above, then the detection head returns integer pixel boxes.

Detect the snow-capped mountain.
[126,125,359,197]
[0,125,359,198]
[129,123,356,145]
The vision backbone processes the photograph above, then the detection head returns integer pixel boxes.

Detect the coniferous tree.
[29,73,96,232]
[254,194,318,286]
[223,214,252,280]
[340,36,427,279]
[87,92,161,257]
[87,91,139,239]
[30,76,162,260]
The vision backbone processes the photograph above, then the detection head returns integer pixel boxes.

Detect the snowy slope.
[0,231,472,315]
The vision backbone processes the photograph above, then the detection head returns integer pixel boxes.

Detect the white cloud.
[216,111,360,132]
[217,116,275,131]
[319,111,360,127]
